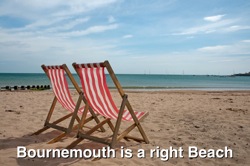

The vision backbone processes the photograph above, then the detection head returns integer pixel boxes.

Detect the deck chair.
[67,60,149,148]
[31,64,104,144]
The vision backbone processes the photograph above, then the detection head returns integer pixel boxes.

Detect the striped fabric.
[46,66,84,114]
[76,64,146,121]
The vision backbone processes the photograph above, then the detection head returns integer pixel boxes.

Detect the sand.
[0,90,249,166]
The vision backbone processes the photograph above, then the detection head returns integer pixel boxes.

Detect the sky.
[0,0,250,75]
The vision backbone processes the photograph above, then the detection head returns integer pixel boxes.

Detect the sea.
[0,73,250,91]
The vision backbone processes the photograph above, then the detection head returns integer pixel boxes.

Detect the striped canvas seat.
[74,63,146,121]
[46,66,84,114]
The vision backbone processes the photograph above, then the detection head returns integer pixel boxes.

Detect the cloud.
[0,0,119,37]
[172,14,249,36]
[173,19,235,35]
[53,0,118,17]
[22,16,70,30]
[225,25,250,32]
[45,17,90,32]
[0,0,118,19]
[197,41,250,55]
[198,45,229,52]
[242,40,250,43]
[122,34,133,39]
[9,16,89,34]
[60,24,119,37]
[204,14,225,22]
[0,0,121,65]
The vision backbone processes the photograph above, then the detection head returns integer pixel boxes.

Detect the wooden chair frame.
[67,60,149,149]
[31,64,104,144]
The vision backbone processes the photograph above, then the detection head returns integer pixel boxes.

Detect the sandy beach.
[0,90,249,166]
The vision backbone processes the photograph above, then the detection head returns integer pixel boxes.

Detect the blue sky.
[0,0,250,74]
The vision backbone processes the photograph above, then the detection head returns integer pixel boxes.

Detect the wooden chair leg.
[44,96,57,125]
[31,96,58,135]
[110,95,127,148]
[66,94,83,134]
[127,106,149,144]
[107,119,115,132]
[117,113,149,142]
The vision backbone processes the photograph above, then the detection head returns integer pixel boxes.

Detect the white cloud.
[198,45,229,52]
[0,0,122,69]
[0,0,118,19]
[25,17,69,29]
[122,34,133,39]
[60,24,118,37]
[173,19,237,35]
[204,14,225,22]
[53,0,118,17]
[225,25,250,32]
[45,17,90,32]
[197,41,250,55]
[242,40,250,43]
[9,16,77,32]
[0,27,122,66]
[173,14,249,36]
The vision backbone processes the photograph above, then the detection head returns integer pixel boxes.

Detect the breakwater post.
[0,85,51,91]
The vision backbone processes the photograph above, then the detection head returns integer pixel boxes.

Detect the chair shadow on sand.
[0,128,128,165]
[14,137,127,166]
[0,129,77,151]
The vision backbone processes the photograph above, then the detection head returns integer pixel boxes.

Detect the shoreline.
[2,86,250,92]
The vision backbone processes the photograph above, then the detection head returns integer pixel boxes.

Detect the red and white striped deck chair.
[67,60,149,148]
[32,64,104,144]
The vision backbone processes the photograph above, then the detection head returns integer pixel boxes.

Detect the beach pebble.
[5,109,14,112]
[5,109,21,114]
